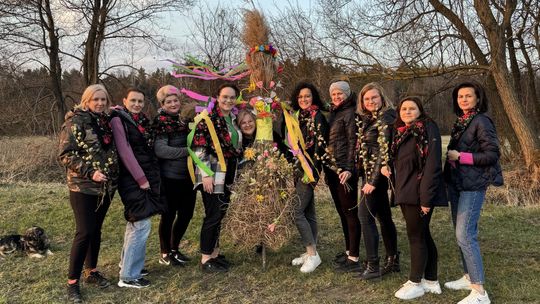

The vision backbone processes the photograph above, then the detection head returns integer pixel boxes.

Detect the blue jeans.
[448,185,486,284]
[119,218,151,281]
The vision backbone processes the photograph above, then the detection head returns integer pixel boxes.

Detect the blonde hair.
[156,85,181,105]
[357,82,394,114]
[236,109,256,127]
[77,84,112,111]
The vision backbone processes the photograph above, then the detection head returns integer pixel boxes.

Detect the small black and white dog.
[0,226,53,258]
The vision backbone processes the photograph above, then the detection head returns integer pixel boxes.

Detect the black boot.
[356,258,380,280]
[381,251,400,275]
[67,282,83,303]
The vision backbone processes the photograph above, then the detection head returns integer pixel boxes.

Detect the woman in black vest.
[384,97,447,300]
[154,85,196,266]
[444,82,502,304]
[111,88,166,288]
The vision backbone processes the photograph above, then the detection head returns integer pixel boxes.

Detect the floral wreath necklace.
[391,119,429,179]
[356,110,390,180]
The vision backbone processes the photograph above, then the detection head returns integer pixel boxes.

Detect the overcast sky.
[124,0,314,71]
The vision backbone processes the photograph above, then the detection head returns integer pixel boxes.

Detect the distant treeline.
[1,58,538,138]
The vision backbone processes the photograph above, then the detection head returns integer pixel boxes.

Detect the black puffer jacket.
[357,108,396,186]
[444,113,503,191]
[327,94,357,173]
[393,120,447,207]
[112,110,166,222]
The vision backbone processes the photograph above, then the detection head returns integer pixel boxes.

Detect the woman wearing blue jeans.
[444,82,503,304]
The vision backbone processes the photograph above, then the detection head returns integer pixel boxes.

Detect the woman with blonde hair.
[59,84,118,303]
[355,82,399,280]
[154,85,197,266]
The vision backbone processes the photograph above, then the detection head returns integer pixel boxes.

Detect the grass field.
[0,181,539,304]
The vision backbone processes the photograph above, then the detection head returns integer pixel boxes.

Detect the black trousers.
[68,191,112,280]
[358,178,398,261]
[400,204,438,282]
[325,169,361,257]
[199,189,230,255]
[158,177,197,254]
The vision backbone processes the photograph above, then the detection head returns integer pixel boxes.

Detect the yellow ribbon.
[187,110,227,183]
[281,103,317,183]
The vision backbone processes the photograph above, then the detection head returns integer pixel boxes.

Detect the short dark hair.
[395,96,429,128]
[290,82,323,111]
[216,83,240,98]
[125,87,145,99]
[451,81,488,116]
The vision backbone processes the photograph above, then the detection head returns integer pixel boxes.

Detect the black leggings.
[358,178,398,261]
[325,169,361,257]
[158,177,197,254]
[68,191,112,280]
[400,204,438,283]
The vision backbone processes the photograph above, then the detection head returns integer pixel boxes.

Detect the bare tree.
[185,2,243,70]
[0,0,194,128]
[315,0,540,172]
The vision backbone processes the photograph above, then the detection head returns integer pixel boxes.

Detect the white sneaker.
[395,280,425,300]
[300,253,321,273]
[291,252,308,266]
[445,275,472,290]
[457,289,490,304]
[421,279,442,294]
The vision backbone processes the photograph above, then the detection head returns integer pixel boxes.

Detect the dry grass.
[0,136,63,183]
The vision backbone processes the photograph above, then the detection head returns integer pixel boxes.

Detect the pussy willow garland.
[70,125,116,176]
[355,112,390,182]
[313,123,342,175]
[70,121,116,203]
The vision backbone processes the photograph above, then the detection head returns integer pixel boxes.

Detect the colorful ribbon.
[187,110,227,183]
[281,103,317,183]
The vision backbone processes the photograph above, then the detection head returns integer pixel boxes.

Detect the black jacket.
[393,120,447,207]
[444,113,503,191]
[357,108,396,186]
[327,94,357,173]
[112,110,166,222]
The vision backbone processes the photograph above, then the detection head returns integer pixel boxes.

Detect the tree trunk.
[41,0,66,129]
[474,0,539,171]
[491,62,540,170]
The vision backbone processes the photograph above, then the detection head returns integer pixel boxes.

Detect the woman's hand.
[447,150,460,161]
[362,183,376,194]
[202,176,214,193]
[339,171,351,184]
[381,166,391,178]
[421,206,431,215]
[140,181,150,190]
[92,170,108,183]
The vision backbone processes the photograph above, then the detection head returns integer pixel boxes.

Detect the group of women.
[58,79,502,304]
